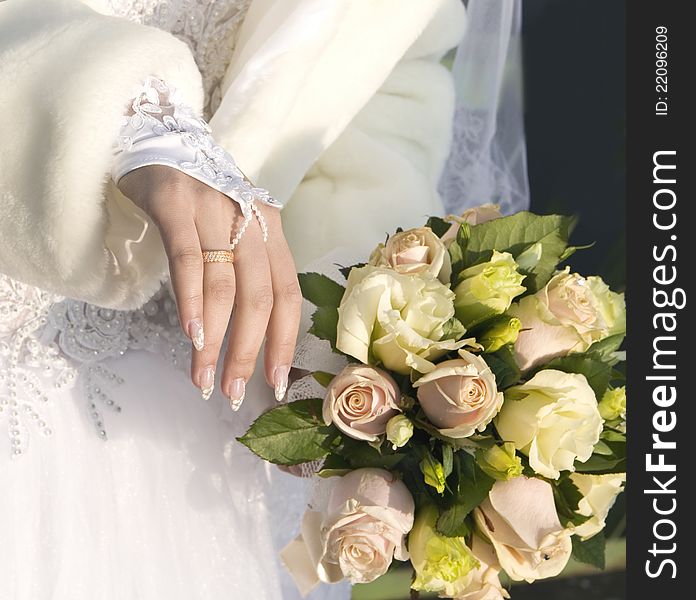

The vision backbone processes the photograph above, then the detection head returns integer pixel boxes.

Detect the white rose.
[509,268,626,371]
[281,469,415,595]
[495,370,603,479]
[570,473,626,540]
[474,476,572,583]
[370,227,451,283]
[386,414,414,449]
[336,266,465,375]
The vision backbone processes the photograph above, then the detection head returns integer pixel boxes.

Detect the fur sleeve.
[0,0,203,309]
[209,0,467,269]
[283,0,468,268]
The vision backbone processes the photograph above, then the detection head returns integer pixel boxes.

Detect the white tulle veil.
[439,0,529,216]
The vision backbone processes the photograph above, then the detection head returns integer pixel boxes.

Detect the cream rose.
[454,251,526,329]
[386,414,414,449]
[570,473,626,540]
[474,476,572,583]
[336,266,465,375]
[414,350,503,438]
[495,370,604,479]
[281,469,415,595]
[441,204,503,245]
[370,227,451,283]
[509,268,626,371]
[323,365,402,442]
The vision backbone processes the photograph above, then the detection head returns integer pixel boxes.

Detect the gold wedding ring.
[202,250,234,264]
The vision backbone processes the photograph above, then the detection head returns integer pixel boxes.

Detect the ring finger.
[191,195,238,399]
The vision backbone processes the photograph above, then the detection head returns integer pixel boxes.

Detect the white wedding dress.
[0,2,349,599]
[0,1,527,599]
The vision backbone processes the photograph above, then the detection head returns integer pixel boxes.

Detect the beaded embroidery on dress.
[0,0,258,460]
[0,275,190,457]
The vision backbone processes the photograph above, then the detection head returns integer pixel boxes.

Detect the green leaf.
[559,242,595,263]
[426,216,452,238]
[237,398,340,465]
[298,272,345,308]
[317,453,352,478]
[593,441,614,456]
[448,240,466,285]
[572,532,606,570]
[462,212,576,293]
[334,437,406,470]
[586,334,626,364]
[441,317,466,342]
[484,346,521,389]
[413,418,496,450]
[553,474,590,528]
[601,429,626,443]
[542,355,612,399]
[442,445,454,479]
[312,371,336,387]
[436,452,495,537]
[338,262,366,280]
[436,510,473,538]
[575,453,626,474]
[309,306,340,350]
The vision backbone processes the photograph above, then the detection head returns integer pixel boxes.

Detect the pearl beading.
[112,77,280,249]
[1,274,191,457]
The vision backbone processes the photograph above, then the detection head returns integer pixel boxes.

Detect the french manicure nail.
[188,319,205,351]
[274,365,290,402]
[229,378,246,411]
[200,366,215,401]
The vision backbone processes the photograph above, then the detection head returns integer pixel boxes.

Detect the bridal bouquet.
[240,205,627,598]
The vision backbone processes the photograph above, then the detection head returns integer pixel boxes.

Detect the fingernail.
[200,366,215,401]
[229,378,246,411]
[274,365,290,402]
[188,319,204,351]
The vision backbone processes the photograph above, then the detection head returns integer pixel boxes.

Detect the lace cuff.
[111,77,281,245]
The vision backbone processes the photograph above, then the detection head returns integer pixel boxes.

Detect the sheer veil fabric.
[439,0,529,216]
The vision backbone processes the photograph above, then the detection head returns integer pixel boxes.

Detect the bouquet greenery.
[240,205,626,598]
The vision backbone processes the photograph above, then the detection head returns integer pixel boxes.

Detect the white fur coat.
[0,0,466,309]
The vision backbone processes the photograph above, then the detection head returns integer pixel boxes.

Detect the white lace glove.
[111,77,282,248]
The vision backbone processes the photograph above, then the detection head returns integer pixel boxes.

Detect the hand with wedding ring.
[118,164,302,409]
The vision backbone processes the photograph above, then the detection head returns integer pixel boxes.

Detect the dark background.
[519,1,625,598]
[524,0,625,292]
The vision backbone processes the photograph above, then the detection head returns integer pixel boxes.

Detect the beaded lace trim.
[0,275,190,458]
[112,76,279,248]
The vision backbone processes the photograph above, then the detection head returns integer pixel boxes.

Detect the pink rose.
[369,227,451,283]
[323,365,402,441]
[441,204,503,244]
[509,268,625,371]
[413,350,503,438]
[474,476,572,583]
[281,468,415,594]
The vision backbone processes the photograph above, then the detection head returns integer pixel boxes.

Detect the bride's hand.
[118,165,302,407]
